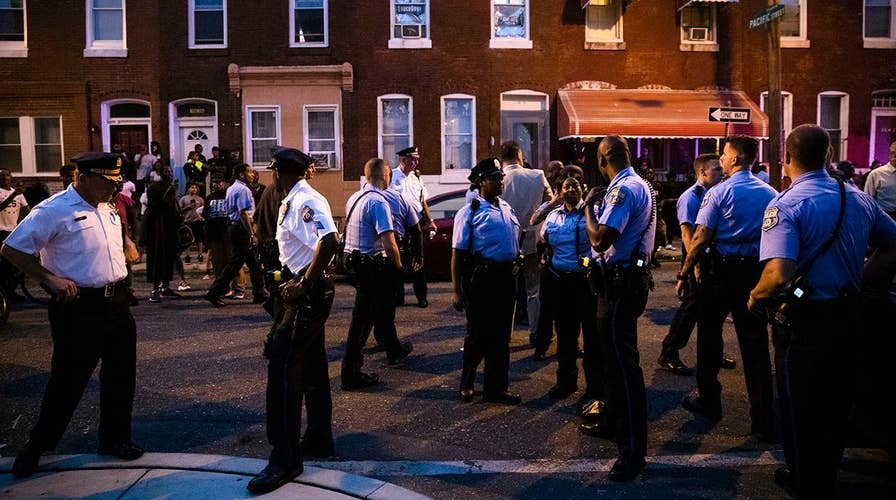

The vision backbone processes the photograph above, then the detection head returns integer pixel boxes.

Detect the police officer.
[383,172,423,308]
[658,154,736,375]
[583,136,655,482]
[677,136,777,442]
[247,147,340,494]
[341,158,412,390]
[391,146,433,307]
[452,158,522,405]
[3,152,143,478]
[748,125,896,498]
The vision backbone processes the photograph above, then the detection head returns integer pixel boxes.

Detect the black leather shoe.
[341,372,380,390]
[721,355,737,369]
[483,391,521,405]
[682,392,722,420]
[459,388,475,402]
[548,384,577,399]
[579,420,615,439]
[387,342,413,366]
[774,466,795,493]
[97,441,144,460]
[532,350,548,362]
[608,456,646,482]
[12,441,41,478]
[657,353,693,376]
[416,299,428,308]
[204,293,226,307]
[246,463,303,494]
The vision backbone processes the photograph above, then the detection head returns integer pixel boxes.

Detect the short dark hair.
[693,153,720,174]
[724,135,759,166]
[786,124,830,170]
[598,135,631,167]
[500,141,522,162]
[232,163,251,179]
[555,165,585,191]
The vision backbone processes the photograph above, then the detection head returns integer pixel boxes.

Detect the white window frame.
[302,104,341,171]
[84,0,127,58]
[679,2,718,52]
[389,0,431,49]
[289,0,328,48]
[863,0,896,48]
[490,0,532,49]
[817,91,850,162]
[0,116,64,177]
[188,0,227,49]
[377,94,414,164]
[759,90,794,162]
[584,0,624,50]
[440,93,477,183]
[0,0,27,58]
[780,0,810,48]
[244,105,281,168]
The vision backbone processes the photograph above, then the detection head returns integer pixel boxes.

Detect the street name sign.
[748,4,785,29]
[708,107,752,123]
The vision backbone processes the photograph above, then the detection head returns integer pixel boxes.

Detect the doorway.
[500,90,549,169]
[110,125,148,160]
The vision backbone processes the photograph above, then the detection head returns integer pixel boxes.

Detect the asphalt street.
[1,260,893,499]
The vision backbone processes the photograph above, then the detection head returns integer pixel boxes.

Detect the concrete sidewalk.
[0,453,430,499]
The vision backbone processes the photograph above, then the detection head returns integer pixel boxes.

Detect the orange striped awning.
[557,89,768,140]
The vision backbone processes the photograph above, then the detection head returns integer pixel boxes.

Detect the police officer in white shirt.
[391,146,433,306]
[247,147,340,494]
[3,152,143,479]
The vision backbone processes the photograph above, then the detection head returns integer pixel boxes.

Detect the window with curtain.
[292,0,326,45]
[680,3,715,42]
[442,97,475,170]
[191,0,225,47]
[248,108,279,165]
[393,0,427,39]
[305,107,338,169]
[92,0,123,42]
[585,0,622,42]
[379,97,411,165]
[493,0,526,38]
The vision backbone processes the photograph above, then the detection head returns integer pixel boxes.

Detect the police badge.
[606,187,625,206]
[278,202,289,225]
[302,206,314,223]
[762,206,779,231]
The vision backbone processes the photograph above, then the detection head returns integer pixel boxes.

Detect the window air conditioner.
[688,27,709,41]
[400,24,424,38]
[310,152,336,170]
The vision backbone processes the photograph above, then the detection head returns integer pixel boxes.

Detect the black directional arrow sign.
[708,107,751,123]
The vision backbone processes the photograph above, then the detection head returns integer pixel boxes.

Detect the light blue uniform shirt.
[452,197,520,262]
[541,202,589,273]
[676,182,707,227]
[595,167,656,267]
[760,169,896,300]
[383,186,421,238]
[225,180,255,222]
[696,170,777,256]
[344,186,394,255]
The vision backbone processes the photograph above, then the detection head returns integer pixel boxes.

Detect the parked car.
[421,189,468,280]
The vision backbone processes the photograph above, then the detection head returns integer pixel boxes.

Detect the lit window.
[491,0,531,49]
[189,0,226,48]
[390,1,430,48]
[246,106,280,167]
[585,0,623,46]
[680,3,717,51]
[0,118,21,173]
[865,0,896,47]
[378,95,413,166]
[441,95,476,171]
[304,105,340,170]
[817,92,850,162]
[290,0,327,47]
[85,0,127,57]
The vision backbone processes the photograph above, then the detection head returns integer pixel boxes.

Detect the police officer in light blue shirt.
[451,158,521,405]
[677,135,777,443]
[747,125,896,498]
[381,184,423,307]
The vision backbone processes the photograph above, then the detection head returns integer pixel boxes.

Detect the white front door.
[181,128,213,164]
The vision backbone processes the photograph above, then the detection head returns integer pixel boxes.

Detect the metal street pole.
[767,0,783,190]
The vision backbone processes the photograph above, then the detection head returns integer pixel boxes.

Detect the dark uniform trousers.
[661,251,698,356]
[595,268,649,462]
[342,257,405,381]
[394,237,427,305]
[265,274,335,468]
[532,268,557,353]
[772,299,858,500]
[30,285,136,451]
[544,267,602,396]
[208,223,266,300]
[461,260,516,396]
[696,259,774,433]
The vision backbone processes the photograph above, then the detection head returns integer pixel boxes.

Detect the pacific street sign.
[708,107,752,123]
[748,4,786,29]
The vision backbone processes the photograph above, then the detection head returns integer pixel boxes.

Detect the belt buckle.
[104,283,114,298]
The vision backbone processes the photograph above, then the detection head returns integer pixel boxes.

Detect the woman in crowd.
[179,183,205,265]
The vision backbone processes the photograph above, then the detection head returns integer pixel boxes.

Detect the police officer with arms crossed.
[4,152,143,478]
[677,136,777,442]
[747,125,896,499]
[341,158,412,390]
[583,136,655,481]
[452,159,522,405]
[247,147,340,494]
[658,154,736,375]
[391,146,434,307]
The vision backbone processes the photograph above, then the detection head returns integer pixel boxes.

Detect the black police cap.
[468,158,503,184]
[396,146,419,158]
[70,152,123,182]
[268,146,314,173]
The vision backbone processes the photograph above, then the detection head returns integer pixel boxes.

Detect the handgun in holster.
[766,274,814,328]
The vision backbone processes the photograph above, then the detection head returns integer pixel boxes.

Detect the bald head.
[786,124,831,171]
[364,157,391,188]
[598,135,631,169]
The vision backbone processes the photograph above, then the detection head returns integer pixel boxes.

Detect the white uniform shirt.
[0,187,28,232]
[391,168,429,216]
[277,179,338,272]
[864,163,896,212]
[4,185,127,287]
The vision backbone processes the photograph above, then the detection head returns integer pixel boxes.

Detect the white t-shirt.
[0,187,28,232]
[120,180,136,199]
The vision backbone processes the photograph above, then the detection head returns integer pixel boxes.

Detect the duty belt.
[77,279,127,299]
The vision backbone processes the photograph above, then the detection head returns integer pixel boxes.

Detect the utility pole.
[767,0,783,190]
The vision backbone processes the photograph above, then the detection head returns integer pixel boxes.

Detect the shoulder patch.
[302,205,314,223]
[278,202,289,226]
[762,206,779,231]
[700,192,710,208]
[606,187,626,206]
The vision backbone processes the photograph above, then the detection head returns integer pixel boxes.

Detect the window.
[85,0,126,57]
[441,94,476,173]
[189,0,226,48]
[780,0,809,48]
[303,105,340,170]
[817,92,849,162]
[760,91,794,162]
[290,0,327,47]
[0,116,63,175]
[491,0,531,49]
[680,3,717,52]
[245,106,280,167]
[864,0,896,48]
[585,0,623,49]
[390,0,430,49]
[0,0,26,57]
[378,95,413,166]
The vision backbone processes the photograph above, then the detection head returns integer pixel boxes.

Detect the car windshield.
[427,191,467,220]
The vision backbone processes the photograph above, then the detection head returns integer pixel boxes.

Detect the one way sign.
[708,107,752,123]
